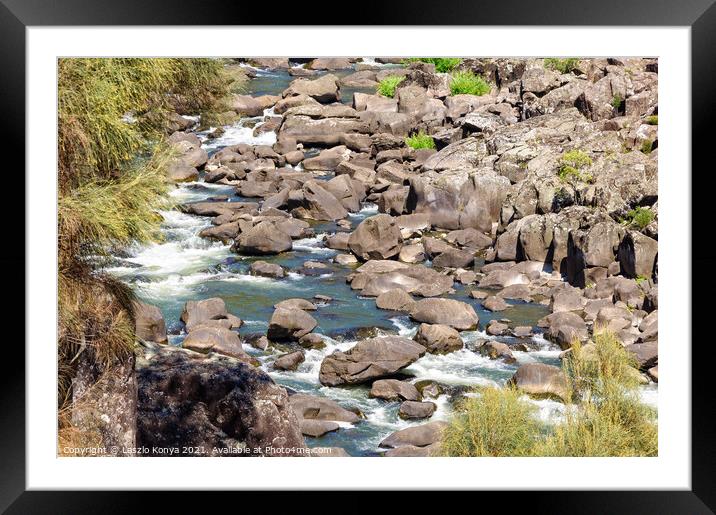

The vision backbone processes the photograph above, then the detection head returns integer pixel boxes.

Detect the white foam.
[202,122,277,152]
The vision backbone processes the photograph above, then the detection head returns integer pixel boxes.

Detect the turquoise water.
[107,64,572,456]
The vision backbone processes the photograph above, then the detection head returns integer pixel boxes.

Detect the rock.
[647,366,658,383]
[273,93,321,114]
[550,288,584,313]
[513,326,533,338]
[134,302,167,343]
[398,243,426,263]
[639,310,658,341]
[300,419,340,437]
[358,266,454,297]
[409,298,479,331]
[298,180,349,221]
[137,346,305,456]
[279,114,369,146]
[322,174,364,212]
[480,341,516,362]
[302,145,350,171]
[326,232,351,250]
[167,162,199,182]
[284,74,341,103]
[249,260,285,278]
[370,379,421,401]
[273,350,306,371]
[544,311,588,349]
[318,336,426,386]
[236,221,292,255]
[479,269,530,289]
[497,284,533,302]
[618,230,658,279]
[298,333,325,350]
[289,393,360,423]
[383,443,441,457]
[486,320,509,336]
[267,307,318,341]
[399,401,437,420]
[348,214,403,260]
[274,298,317,311]
[483,295,509,312]
[508,363,569,401]
[181,298,228,331]
[199,221,240,243]
[335,254,359,266]
[625,340,658,370]
[307,58,352,70]
[181,326,251,362]
[432,248,475,269]
[413,323,463,354]
[379,421,448,449]
[231,94,266,117]
[250,336,270,351]
[445,228,493,249]
[375,288,416,312]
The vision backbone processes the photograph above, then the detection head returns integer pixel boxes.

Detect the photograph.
[56,55,659,459]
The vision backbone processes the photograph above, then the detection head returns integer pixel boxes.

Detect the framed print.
[4,0,715,511]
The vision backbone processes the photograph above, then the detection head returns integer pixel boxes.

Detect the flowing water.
[107,64,603,456]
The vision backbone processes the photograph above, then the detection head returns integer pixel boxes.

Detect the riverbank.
[114,57,658,456]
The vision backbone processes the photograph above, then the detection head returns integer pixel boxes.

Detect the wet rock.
[300,419,340,437]
[379,421,448,449]
[432,248,475,269]
[482,295,509,312]
[199,221,240,243]
[274,298,317,311]
[512,326,533,338]
[249,260,285,279]
[479,340,516,363]
[267,307,318,342]
[273,350,306,371]
[236,221,293,255]
[375,288,416,312]
[181,298,229,331]
[335,254,359,266]
[486,320,509,336]
[167,162,199,182]
[319,336,426,386]
[399,400,437,420]
[181,326,251,362]
[137,346,306,456]
[399,243,426,263]
[413,323,463,354]
[298,333,325,350]
[289,393,360,423]
[409,298,479,331]
[348,214,403,260]
[508,362,569,401]
[283,73,341,103]
[358,266,454,297]
[370,379,421,402]
[134,302,167,344]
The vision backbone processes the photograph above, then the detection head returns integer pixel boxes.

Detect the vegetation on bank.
[405,130,436,150]
[544,57,580,74]
[645,115,658,125]
[404,57,462,73]
[449,70,490,96]
[376,75,406,98]
[621,206,655,229]
[441,331,657,457]
[58,58,229,450]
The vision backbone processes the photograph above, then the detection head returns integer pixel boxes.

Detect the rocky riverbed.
[112,57,658,457]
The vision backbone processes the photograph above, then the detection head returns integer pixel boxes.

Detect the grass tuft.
[544,58,580,74]
[645,115,658,125]
[622,206,655,229]
[376,75,405,98]
[557,150,594,183]
[403,57,462,73]
[449,71,491,96]
[405,130,436,150]
[640,139,654,154]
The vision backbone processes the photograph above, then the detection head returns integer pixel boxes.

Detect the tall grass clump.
[441,331,657,457]
[557,149,594,183]
[441,387,544,457]
[405,130,436,150]
[621,206,655,229]
[404,57,462,73]
[58,58,228,448]
[449,71,491,96]
[544,58,580,74]
[376,75,405,98]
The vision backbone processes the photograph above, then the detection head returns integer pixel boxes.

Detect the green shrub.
[624,206,655,229]
[404,57,462,73]
[441,387,544,457]
[557,150,593,183]
[376,75,405,98]
[640,139,654,154]
[645,115,658,125]
[449,71,491,96]
[544,58,580,74]
[405,130,436,150]
[611,95,624,111]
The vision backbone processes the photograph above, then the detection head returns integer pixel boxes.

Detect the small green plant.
[404,57,462,73]
[645,115,658,125]
[635,275,649,285]
[624,206,655,229]
[640,139,654,154]
[544,58,580,74]
[405,130,436,150]
[611,95,624,111]
[557,150,594,183]
[376,75,405,98]
[449,71,491,96]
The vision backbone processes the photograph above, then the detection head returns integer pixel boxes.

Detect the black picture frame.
[3,0,713,511]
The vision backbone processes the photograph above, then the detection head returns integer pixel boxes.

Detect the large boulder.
[508,363,570,401]
[284,73,341,103]
[181,298,229,331]
[297,180,348,221]
[236,221,293,255]
[399,401,437,420]
[544,311,588,349]
[379,421,448,449]
[413,323,464,354]
[348,214,404,260]
[409,298,479,331]
[375,288,416,312]
[267,307,318,341]
[182,326,251,362]
[370,379,421,401]
[137,345,305,455]
[134,302,167,343]
[289,393,361,423]
[617,230,658,279]
[356,265,454,297]
[318,336,426,386]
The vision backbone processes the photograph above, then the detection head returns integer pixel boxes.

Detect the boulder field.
[129,57,658,457]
